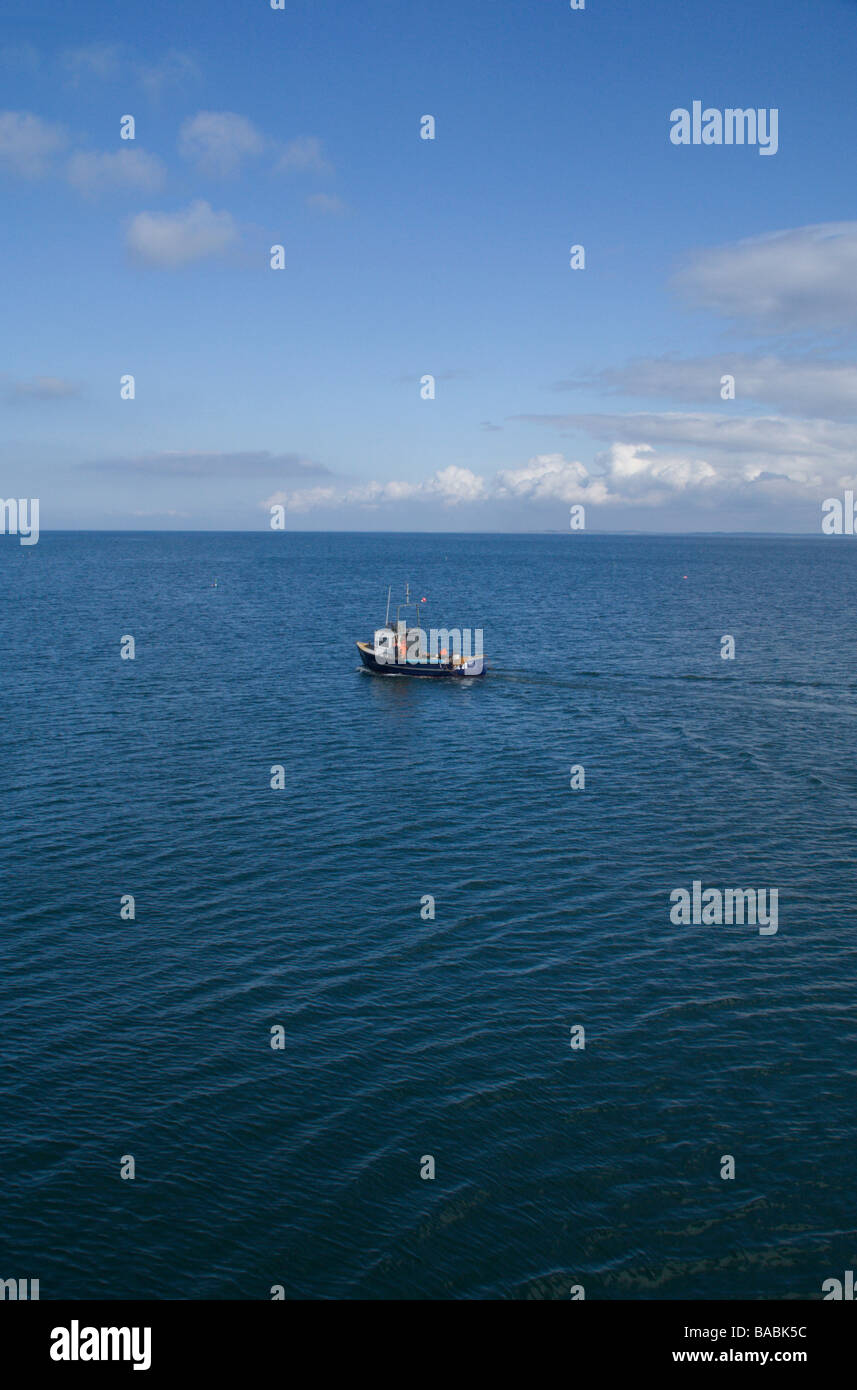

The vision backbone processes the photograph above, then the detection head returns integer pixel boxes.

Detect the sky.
[2,0,857,532]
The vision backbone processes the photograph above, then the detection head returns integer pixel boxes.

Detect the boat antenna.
[384,585,391,627]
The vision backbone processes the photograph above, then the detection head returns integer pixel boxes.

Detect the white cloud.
[495,453,604,504]
[178,111,266,177]
[264,465,488,513]
[429,465,488,502]
[261,412,857,516]
[66,147,166,194]
[513,411,857,498]
[276,135,332,175]
[673,222,857,332]
[495,447,715,506]
[265,485,340,512]
[526,410,856,466]
[601,442,717,496]
[0,110,68,177]
[125,200,238,268]
[264,456,606,514]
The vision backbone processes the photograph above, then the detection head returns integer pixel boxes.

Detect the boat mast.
[384,585,391,627]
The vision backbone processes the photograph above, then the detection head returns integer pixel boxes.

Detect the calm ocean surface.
[2,531,856,1300]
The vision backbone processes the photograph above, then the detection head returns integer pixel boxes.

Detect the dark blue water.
[2,531,856,1299]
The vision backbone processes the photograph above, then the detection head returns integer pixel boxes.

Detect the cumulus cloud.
[673,222,857,332]
[513,411,857,497]
[0,110,68,177]
[428,465,488,502]
[263,453,648,514]
[125,200,238,268]
[495,454,606,504]
[264,465,488,513]
[66,147,166,194]
[261,411,857,516]
[276,135,332,175]
[495,449,716,506]
[178,111,266,177]
[599,443,717,497]
[87,450,331,478]
[0,111,166,193]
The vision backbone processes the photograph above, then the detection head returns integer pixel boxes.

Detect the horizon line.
[3,527,839,539]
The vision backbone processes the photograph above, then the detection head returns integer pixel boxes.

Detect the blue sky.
[2,0,857,531]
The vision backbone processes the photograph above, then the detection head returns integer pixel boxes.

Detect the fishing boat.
[356,584,485,678]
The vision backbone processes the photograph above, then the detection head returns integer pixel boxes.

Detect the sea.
[1,530,856,1300]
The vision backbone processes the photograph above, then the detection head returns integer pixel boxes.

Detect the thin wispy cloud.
[306,192,347,214]
[276,135,332,175]
[517,410,857,462]
[136,49,201,101]
[87,450,333,479]
[176,113,335,186]
[61,42,124,84]
[552,354,857,421]
[394,368,471,385]
[4,375,80,401]
[55,42,199,97]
